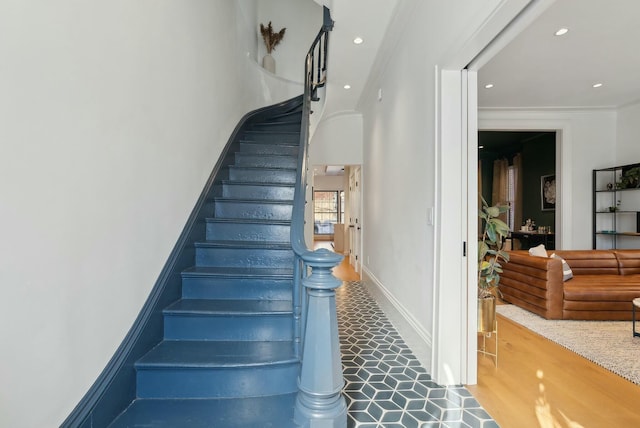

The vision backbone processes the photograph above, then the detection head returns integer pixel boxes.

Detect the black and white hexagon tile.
[336,281,499,428]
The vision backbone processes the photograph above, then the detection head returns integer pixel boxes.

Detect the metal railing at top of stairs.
[291,6,348,427]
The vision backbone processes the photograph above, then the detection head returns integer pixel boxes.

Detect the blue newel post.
[294,248,347,427]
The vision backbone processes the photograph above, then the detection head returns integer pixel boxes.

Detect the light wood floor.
[313,241,360,281]
[317,241,640,427]
[468,314,640,428]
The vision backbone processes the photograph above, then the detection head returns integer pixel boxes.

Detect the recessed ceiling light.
[555,28,569,36]
[353,37,364,45]
[484,84,494,89]
[593,83,603,88]
[344,84,351,90]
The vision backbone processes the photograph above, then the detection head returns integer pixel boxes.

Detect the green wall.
[479,132,556,230]
[522,134,556,230]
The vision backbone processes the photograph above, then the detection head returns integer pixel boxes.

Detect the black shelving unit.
[593,163,640,249]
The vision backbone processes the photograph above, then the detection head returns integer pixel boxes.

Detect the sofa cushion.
[553,250,619,275]
[550,253,573,281]
[563,275,640,301]
[613,250,640,275]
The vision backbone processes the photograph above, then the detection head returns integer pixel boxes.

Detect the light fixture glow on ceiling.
[555,28,569,36]
[484,84,494,89]
[593,83,603,88]
[344,84,351,90]
[353,37,364,45]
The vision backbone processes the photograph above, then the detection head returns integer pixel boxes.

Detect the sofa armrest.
[500,251,564,319]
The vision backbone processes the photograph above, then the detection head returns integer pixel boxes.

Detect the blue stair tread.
[181,266,293,278]
[214,196,293,203]
[238,139,299,147]
[213,196,294,205]
[244,130,299,135]
[237,153,296,159]
[206,217,291,226]
[228,165,297,172]
[108,395,297,428]
[220,180,295,187]
[251,120,300,126]
[136,340,297,368]
[194,240,291,249]
[164,299,292,315]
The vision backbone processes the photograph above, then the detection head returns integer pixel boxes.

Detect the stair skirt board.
[60,95,305,428]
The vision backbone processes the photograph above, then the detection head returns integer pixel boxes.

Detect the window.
[313,191,344,235]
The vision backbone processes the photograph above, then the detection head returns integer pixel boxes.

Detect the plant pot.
[262,53,275,73]
[478,297,496,333]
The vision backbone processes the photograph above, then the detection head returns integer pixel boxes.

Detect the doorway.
[478,131,557,249]
[311,164,362,271]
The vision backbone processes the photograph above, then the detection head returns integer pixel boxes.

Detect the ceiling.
[324,0,640,114]
[478,0,640,109]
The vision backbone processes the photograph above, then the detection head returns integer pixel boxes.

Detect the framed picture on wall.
[541,174,556,211]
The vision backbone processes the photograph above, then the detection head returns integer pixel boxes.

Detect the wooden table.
[510,231,555,250]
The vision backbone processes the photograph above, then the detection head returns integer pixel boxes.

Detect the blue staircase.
[63,9,345,427]
[107,100,305,427]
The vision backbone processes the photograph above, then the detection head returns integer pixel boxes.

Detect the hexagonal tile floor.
[336,281,498,428]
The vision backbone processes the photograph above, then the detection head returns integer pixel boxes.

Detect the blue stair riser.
[228,167,296,184]
[248,122,301,132]
[234,153,297,169]
[195,246,294,268]
[214,199,292,220]
[206,220,290,242]
[181,276,292,300]
[135,363,299,399]
[163,314,293,341]
[221,182,295,200]
[242,132,300,144]
[240,142,299,156]
[268,109,302,121]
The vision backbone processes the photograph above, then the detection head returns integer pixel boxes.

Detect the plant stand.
[478,319,498,367]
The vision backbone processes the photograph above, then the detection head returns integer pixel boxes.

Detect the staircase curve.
[62,7,346,428]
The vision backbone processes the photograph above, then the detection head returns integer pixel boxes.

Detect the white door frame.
[432,0,558,385]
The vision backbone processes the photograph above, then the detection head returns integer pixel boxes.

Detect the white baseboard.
[361,267,432,369]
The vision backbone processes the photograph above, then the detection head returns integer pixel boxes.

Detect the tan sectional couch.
[500,250,640,320]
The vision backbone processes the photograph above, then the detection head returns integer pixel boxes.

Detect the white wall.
[310,113,363,166]
[257,0,323,83]
[0,1,276,426]
[479,108,617,250]
[616,101,640,164]
[356,0,505,383]
[313,174,345,191]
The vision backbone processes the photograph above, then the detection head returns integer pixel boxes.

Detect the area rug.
[496,304,640,386]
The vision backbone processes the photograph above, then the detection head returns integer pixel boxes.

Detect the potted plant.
[259,21,286,73]
[478,196,510,332]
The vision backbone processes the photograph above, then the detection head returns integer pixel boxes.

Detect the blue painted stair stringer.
[61,95,304,428]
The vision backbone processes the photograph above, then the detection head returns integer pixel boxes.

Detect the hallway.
[317,242,498,427]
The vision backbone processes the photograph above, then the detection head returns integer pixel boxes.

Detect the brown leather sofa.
[500,250,640,320]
